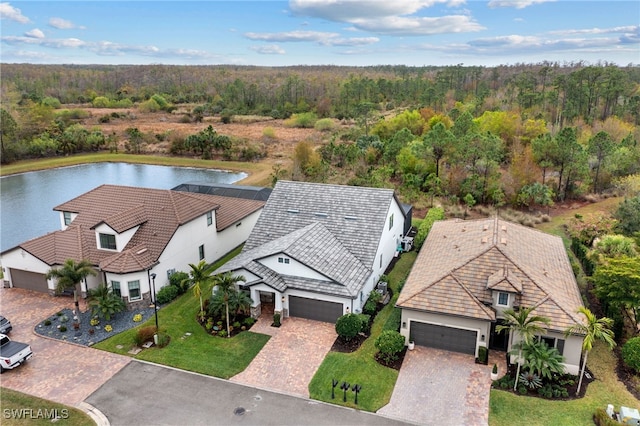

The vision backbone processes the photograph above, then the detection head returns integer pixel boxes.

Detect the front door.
[489,320,509,351]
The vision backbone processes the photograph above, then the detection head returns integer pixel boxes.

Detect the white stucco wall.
[1,249,56,291]
[93,223,139,252]
[400,309,492,357]
[508,329,583,375]
[371,199,406,284]
[58,211,78,230]
[258,254,330,281]
[104,270,154,302]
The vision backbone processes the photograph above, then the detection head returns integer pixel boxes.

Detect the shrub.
[621,336,640,373]
[156,332,170,348]
[383,307,402,332]
[134,326,157,347]
[90,317,100,326]
[314,118,335,131]
[44,319,51,326]
[169,271,190,294]
[59,315,69,323]
[594,408,618,426]
[59,325,67,332]
[477,346,488,364]
[285,112,318,128]
[363,299,378,315]
[218,330,228,338]
[273,312,281,327]
[375,330,405,363]
[335,314,362,341]
[357,314,371,334]
[156,285,179,305]
[243,317,256,327]
[262,127,276,139]
[414,207,445,250]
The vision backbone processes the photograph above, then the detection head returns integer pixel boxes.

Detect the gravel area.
[34,305,157,346]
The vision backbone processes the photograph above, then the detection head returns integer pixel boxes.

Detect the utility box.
[620,407,640,426]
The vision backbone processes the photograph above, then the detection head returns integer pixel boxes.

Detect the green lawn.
[93,247,270,379]
[489,341,640,426]
[0,388,94,426]
[308,251,417,412]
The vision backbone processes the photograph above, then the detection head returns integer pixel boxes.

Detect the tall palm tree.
[212,272,246,337]
[496,307,551,391]
[183,260,215,320]
[565,307,616,395]
[46,259,96,327]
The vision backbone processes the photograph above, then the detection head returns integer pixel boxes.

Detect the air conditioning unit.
[376,281,388,295]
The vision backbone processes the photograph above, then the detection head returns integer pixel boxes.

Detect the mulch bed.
[331,334,368,353]
[493,363,595,400]
[374,347,407,371]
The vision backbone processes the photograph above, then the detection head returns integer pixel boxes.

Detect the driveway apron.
[377,346,496,426]
[0,287,130,407]
[230,316,336,397]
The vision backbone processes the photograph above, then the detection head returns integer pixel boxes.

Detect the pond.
[0,162,246,251]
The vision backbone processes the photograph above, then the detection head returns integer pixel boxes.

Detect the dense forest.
[1,62,639,208]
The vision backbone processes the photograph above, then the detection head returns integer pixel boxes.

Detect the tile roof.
[17,184,264,274]
[219,180,402,298]
[397,217,584,332]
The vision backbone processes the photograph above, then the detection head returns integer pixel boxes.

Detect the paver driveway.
[230,316,336,397]
[0,287,130,407]
[377,346,504,426]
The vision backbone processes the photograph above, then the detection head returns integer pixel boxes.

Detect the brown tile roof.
[19,184,264,274]
[397,217,584,332]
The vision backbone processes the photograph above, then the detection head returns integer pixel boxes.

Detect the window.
[111,281,121,298]
[99,233,117,250]
[380,253,383,268]
[199,244,205,260]
[278,257,290,264]
[128,280,141,301]
[63,211,72,226]
[389,213,394,230]
[207,211,213,226]
[497,292,509,306]
[537,336,565,355]
[166,269,176,280]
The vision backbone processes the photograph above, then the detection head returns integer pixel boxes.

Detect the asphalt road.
[86,361,415,426]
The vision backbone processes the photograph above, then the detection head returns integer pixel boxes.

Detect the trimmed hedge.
[383,307,402,332]
[414,207,445,250]
[156,285,179,305]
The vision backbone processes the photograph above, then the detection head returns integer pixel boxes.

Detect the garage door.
[9,268,49,293]
[288,296,343,323]
[410,322,477,355]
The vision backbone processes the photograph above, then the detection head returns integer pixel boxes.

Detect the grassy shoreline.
[0,153,274,186]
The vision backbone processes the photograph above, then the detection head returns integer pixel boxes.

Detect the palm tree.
[46,259,96,328]
[212,272,246,337]
[565,307,616,395]
[183,260,215,320]
[496,307,551,391]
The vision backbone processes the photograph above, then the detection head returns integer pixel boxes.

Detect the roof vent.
[314,212,328,218]
[287,209,299,214]
[344,215,358,221]
[501,225,507,232]
[483,224,489,231]
[500,238,507,245]
[481,237,488,244]
[136,248,148,254]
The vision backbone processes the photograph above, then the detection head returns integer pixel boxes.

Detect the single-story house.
[396,217,586,375]
[214,180,411,323]
[1,184,265,309]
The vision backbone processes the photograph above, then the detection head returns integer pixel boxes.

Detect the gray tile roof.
[219,180,401,298]
[397,217,584,332]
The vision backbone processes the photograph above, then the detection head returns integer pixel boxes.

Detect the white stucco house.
[396,217,586,375]
[214,180,411,323]
[1,184,265,309]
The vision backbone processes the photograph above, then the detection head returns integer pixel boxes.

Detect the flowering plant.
[104,324,113,332]
[90,318,100,326]
[133,313,143,322]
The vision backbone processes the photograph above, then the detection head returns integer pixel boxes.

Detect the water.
[0,163,246,251]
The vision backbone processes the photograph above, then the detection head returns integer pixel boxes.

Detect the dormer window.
[497,292,509,306]
[63,211,72,226]
[99,233,117,250]
[207,211,213,226]
[278,257,290,264]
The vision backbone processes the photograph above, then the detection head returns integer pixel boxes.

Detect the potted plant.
[272,312,281,327]
[408,340,415,351]
[491,363,499,380]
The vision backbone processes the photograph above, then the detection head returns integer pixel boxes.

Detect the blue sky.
[1,1,638,66]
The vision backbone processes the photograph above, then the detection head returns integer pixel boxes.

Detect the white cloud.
[25,28,45,39]
[250,44,286,55]
[549,26,638,36]
[0,2,30,23]
[321,36,379,46]
[49,17,76,29]
[245,30,339,42]
[488,0,556,9]
[289,0,483,36]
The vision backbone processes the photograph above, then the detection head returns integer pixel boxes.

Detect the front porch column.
[275,293,286,318]
[250,288,261,318]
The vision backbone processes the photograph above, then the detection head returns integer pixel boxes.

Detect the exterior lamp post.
[150,273,159,343]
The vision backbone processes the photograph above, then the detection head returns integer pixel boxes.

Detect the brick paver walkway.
[0,287,130,407]
[377,346,505,426]
[230,315,336,397]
